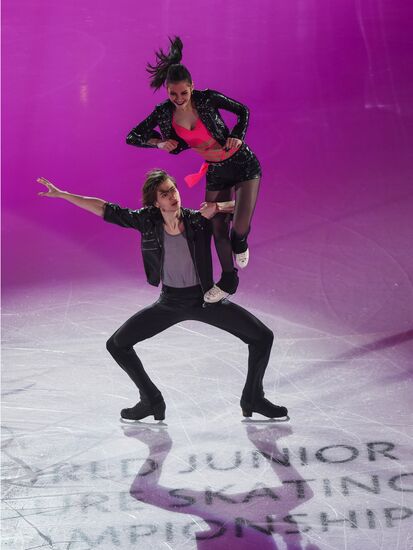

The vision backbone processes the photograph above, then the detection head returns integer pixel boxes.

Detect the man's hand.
[199,201,235,218]
[157,139,179,152]
[216,200,235,214]
[37,177,63,198]
[199,201,218,219]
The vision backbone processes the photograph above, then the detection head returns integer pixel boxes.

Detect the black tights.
[106,286,273,406]
[205,178,260,272]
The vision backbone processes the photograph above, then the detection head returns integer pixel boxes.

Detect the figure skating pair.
[37,37,288,421]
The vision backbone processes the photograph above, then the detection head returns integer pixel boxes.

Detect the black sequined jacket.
[103,203,214,292]
[126,89,249,154]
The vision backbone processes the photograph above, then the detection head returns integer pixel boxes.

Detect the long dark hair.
[146,36,192,91]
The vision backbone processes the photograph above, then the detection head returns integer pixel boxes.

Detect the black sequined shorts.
[206,144,262,191]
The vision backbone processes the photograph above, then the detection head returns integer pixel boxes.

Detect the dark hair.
[146,36,192,91]
[142,169,177,206]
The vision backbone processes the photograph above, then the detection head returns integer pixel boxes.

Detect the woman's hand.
[157,139,179,152]
[147,138,162,147]
[37,177,63,198]
[224,137,242,151]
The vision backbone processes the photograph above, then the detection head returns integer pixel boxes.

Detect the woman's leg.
[231,177,261,253]
[205,188,234,272]
[204,188,239,301]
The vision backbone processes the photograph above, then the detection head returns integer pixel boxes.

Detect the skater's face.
[155,178,181,212]
[167,81,193,110]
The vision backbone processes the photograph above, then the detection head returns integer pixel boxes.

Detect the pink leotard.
[172,117,238,187]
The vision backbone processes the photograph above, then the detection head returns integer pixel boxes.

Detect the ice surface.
[2,273,412,549]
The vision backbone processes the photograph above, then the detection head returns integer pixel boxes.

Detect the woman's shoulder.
[192,89,222,109]
[193,88,217,98]
[193,89,231,104]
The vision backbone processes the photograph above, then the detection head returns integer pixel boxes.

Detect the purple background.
[3,0,413,333]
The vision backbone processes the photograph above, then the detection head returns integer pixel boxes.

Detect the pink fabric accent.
[184,162,209,188]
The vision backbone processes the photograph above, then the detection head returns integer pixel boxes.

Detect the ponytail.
[146,36,192,90]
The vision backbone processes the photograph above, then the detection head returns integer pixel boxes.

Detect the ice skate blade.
[120,418,168,427]
[202,298,230,308]
[242,415,290,424]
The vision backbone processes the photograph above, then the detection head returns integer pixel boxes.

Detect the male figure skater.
[37,170,288,421]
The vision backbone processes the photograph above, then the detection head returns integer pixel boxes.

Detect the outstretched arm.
[37,177,106,216]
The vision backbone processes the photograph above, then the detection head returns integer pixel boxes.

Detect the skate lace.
[209,285,224,297]
[205,284,230,301]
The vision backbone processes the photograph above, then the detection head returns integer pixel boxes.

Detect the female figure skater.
[126,37,262,303]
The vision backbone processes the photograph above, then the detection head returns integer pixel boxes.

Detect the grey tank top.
[162,230,199,287]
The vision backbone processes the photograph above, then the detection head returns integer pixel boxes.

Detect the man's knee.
[261,327,274,348]
[106,335,118,355]
[247,326,274,348]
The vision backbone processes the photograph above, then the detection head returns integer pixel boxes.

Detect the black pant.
[106,285,274,406]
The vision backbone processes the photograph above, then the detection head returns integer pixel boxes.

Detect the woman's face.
[167,81,193,110]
